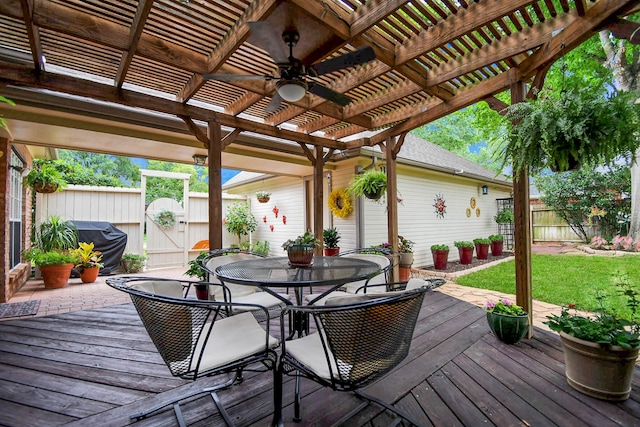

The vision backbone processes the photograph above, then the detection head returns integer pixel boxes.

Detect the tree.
[145,160,208,204]
[224,202,257,245]
[534,166,631,242]
[59,150,139,186]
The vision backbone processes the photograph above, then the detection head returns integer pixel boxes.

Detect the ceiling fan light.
[276,79,307,102]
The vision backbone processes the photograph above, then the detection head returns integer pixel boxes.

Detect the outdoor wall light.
[276,79,307,102]
[481,185,489,195]
[192,154,207,166]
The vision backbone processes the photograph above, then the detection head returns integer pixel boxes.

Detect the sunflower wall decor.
[328,188,353,218]
[433,194,447,219]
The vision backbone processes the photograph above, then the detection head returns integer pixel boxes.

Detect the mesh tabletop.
[215,256,380,288]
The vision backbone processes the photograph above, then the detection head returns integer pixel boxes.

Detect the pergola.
[1,0,638,323]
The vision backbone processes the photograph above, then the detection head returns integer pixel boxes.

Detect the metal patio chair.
[304,248,394,305]
[106,277,279,427]
[199,248,290,319]
[273,287,428,426]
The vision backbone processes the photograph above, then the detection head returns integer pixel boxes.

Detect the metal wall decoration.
[433,194,447,219]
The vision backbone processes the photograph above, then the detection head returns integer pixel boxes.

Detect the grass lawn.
[455,254,640,316]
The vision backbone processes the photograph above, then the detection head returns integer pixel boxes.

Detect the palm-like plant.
[37,216,78,252]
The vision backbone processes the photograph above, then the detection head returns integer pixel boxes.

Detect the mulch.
[416,252,514,274]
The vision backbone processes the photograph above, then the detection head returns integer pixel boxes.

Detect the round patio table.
[215,256,380,336]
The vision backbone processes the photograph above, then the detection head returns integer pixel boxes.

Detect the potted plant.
[224,202,258,246]
[544,273,640,401]
[485,299,529,344]
[473,237,491,260]
[454,241,474,265]
[430,244,449,271]
[282,231,321,267]
[489,234,504,256]
[71,242,104,283]
[495,208,514,224]
[322,227,341,256]
[185,252,209,300]
[256,191,271,203]
[347,169,387,201]
[23,248,78,289]
[36,215,78,252]
[501,88,640,175]
[25,159,67,193]
[121,253,146,273]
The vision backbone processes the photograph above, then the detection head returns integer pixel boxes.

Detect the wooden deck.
[1,290,639,427]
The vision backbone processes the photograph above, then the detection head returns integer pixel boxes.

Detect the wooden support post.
[314,145,324,255]
[208,120,223,250]
[386,135,403,282]
[511,81,533,338]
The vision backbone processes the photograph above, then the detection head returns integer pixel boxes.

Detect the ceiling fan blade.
[265,92,283,113]
[248,22,289,64]
[202,73,271,81]
[307,83,352,106]
[309,46,376,76]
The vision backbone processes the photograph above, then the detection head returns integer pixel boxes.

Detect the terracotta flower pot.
[399,266,411,282]
[490,240,504,256]
[323,247,340,256]
[287,244,315,267]
[432,249,449,270]
[559,332,639,401]
[486,311,529,344]
[40,264,74,288]
[79,267,100,283]
[475,243,489,260]
[458,246,474,264]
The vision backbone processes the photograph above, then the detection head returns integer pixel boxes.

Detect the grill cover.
[71,221,128,275]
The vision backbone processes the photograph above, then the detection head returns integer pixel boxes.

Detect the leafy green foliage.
[145,160,208,203]
[224,202,257,244]
[282,231,321,250]
[36,216,78,252]
[544,273,640,348]
[26,159,67,191]
[473,237,491,245]
[323,227,341,248]
[59,150,139,186]
[0,95,15,130]
[185,252,208,281]
[500,88,640,176]
[70,242,104,270]
[454,241,473,248]
[534,166,631,241]
[121,253,146,273]
[430,244,449,251]
[22,248,78,266]
[488,234,504,242]
[251,240,270,255]
[346,169,387,199]
[398,235,414,253]
[494,208,514,224]
[485,299,527,316]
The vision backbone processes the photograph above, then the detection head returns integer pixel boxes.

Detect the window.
[9,150,24,269]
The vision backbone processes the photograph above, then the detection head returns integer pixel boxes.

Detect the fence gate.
[141,170,191,270]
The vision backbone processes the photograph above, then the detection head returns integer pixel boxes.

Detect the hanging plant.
[154,209,177,229]
[328,188,353,218]
[501,88,640,176]
[256,191,271,203]
[346,169,387,201]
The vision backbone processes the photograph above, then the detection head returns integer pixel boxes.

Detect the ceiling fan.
[202,22,376,112]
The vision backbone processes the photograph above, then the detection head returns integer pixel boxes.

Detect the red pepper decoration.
[263,216,267,223]
[273,206,279,218]
[270,224,274,232]
[282,215,287,225]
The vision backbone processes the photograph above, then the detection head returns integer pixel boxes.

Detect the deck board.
[1,290,639,426]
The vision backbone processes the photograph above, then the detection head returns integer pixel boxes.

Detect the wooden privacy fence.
[35,185,245,266]
[531,203,597,243]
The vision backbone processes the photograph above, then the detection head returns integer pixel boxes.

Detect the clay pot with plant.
[454,241,474,265]
[282,231,321,267]
[430,244,449,271]
[322,227,341,256]
[489,234,504,256]
[121,253,146,273]
[473,237,491,260]
[71,242,104,283]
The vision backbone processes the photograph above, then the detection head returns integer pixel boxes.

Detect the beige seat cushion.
[206,253,261,299]
[130,280,184,298]
[192,312,279,372]
[231,291,291,312]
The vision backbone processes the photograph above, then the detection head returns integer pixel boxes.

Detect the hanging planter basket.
[34,182,60,194]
